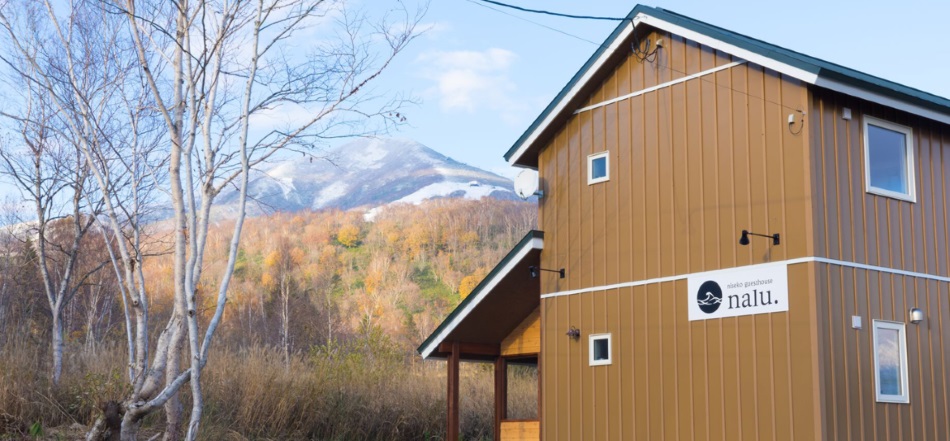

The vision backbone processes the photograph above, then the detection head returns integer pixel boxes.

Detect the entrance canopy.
[418,230,543,361]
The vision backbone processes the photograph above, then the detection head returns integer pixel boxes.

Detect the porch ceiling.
[418,230,542,361]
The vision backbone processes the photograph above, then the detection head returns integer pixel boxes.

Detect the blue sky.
[378,0,950,178]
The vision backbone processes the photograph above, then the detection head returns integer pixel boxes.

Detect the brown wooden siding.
[502,307,541,356]
[537,30,813,293]
[500,420,540,441]
[536,29,820,440]
[809,88,950,276]
[814,262,950,440]
[540,264,820,440]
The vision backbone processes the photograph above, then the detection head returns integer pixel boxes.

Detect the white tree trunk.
[51,308,64,384]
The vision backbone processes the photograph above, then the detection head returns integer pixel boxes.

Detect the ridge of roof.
[504,4,950,167]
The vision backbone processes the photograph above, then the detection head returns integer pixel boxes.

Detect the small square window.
[589,333,611,366]
[864,116,915,202]
[872,320,909,403]
[588,151,609,185]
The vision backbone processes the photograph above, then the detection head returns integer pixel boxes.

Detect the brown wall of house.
[814,263,950,440]
[540,264,820,440]
[535,29,822,440]
[809,89,950,440]
[808,88,950,276]
[536,29,814,293]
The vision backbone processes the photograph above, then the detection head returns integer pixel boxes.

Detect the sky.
[377,0,950,179]
[2,1,949,206]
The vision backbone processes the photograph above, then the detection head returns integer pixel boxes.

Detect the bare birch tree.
[1,0,422,439]
[0,80,106,385]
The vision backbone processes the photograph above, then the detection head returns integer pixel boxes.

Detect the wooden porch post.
[494,357,508,439]
[447,341,460,441]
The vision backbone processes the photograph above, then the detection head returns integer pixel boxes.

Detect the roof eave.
[417,230,544,359]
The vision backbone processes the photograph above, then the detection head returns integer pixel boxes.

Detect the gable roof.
[505,4,950,168]
[417,230,543,359]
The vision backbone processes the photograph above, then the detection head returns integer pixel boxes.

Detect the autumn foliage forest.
[0,198,537,439]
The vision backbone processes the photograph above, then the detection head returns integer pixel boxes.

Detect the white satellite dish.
[513,169,540,200]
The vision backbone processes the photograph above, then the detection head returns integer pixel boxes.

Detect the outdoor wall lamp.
[566,326,580,340]
[529,266,565,279]
[910,308,925,324]
[739,230,780,246]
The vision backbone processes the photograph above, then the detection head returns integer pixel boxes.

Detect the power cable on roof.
[476,0,627,21]
[463,0,602,46]
[465,0,803,113]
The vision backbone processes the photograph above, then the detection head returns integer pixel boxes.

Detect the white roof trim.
[635,14,819,84]
[419,236,543,359]
[507,11,950,167]
[506,21,635,168]
[815,77,950,126]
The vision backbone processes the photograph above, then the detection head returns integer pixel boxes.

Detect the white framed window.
[872,320,910,403]
[863,116,915,202]
[587,151,609,185]
[589,333,612,366]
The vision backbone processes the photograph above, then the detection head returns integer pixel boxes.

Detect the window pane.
[867,124,908,194]
[876,327,902,396]
[591,157,607,180]
[593,338,609,361]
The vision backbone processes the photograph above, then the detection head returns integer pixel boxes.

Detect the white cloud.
[416,48,524,117]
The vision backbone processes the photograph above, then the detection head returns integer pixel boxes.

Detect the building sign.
[687,262,789,321]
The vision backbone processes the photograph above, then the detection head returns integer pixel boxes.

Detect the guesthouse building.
[419,5,950,440]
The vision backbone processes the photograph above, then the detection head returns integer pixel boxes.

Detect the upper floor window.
[864,116,915,202]
[872,320,909,403]
[588,151,609,185]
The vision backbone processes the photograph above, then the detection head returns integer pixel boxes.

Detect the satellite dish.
[514,169,540,200]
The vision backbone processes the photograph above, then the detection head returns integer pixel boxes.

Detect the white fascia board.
[506,21,635,167]
[419,237,543,359]
[644,14,950,125]
[815,77,950,126]
[635,14,820,84]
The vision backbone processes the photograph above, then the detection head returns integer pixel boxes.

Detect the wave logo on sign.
[687,262,789,321]
[696,281,723,314]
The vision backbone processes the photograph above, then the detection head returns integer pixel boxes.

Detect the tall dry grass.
[1,336,538,440]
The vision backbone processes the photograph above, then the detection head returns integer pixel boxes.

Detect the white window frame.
[587,151,609,185]
[872,320,910,404]
[863,116,916,202]
[588,333,612,366]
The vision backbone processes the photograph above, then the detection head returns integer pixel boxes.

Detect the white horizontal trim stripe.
[810,256,950,283]
[540,256,950,300]
[420,237,543,359]
[574,61,746,115]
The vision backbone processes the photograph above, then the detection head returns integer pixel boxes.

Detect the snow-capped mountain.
[214,138,519,216]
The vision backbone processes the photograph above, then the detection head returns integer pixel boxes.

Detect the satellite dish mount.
[514,169,542,200]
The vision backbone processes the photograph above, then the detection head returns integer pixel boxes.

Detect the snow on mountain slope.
[215,138,519,216]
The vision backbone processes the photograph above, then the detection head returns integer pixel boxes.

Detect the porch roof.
[418,230,543,361]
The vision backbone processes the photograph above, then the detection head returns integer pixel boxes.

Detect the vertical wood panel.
[814,262,950,440]
[534,29,819,441]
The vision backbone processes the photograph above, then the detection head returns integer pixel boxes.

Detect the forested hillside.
[0,198,537,440]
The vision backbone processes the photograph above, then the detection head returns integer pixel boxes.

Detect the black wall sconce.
[739,229,780,246]
[566,326,580,340]
[529,266,565,278]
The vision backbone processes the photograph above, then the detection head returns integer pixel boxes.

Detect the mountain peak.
[216,137,518,216]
